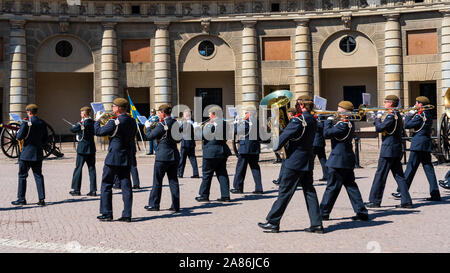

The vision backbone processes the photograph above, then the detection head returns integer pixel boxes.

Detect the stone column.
[154,22,171,108]
[441,10,450,99]
[294,19,312,100]
[101,22,119,110]
[384,14,403,100]
[241,20,259,108]
[9,20,27,118]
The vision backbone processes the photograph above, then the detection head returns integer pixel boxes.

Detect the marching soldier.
[230,107,263,194]
[70,106,97,197]
[144,104,181,212]
[94,98,137,222]
[177,109,200,179]
[366,95,413,208]
[272,107,297,186]
[195,106,232,202]
[320,101,369,221]
[12,104,48,206]
[313,114,328,182]
[392,96,441,201]
[113,141,141,190]
[258,96,323,233]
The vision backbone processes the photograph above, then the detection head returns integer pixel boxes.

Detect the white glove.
[408,110,417,116]
[327,116,334,121]
[376,111,384,119]
[145,120,152,128]
[95,111,105,121]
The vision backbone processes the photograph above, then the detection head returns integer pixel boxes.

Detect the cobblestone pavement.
[0,139,448,253]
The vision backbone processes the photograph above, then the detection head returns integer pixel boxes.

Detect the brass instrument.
[260,90,293,159]
[399,104,435,113]
[97,111,116,126]
[314,109,364,121]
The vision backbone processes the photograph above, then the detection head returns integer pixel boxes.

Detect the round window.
[198,40,215,57]
[55,40,73,58]
[339,36,356,53]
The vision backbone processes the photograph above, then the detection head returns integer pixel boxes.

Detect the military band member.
[12,104,48,206]
[230,107,263,194]
[144,104,181,212]
[70,106,97,197]
[177,110,200,179]
[94,98,137,222]
[195,106,232,202]
[392,96,441,201]
[113,141,141,190]
[320,101,369,221]
[366,95,413,208]
[272,107,297,186]
[258,96,323,233]
[313,115,328,182]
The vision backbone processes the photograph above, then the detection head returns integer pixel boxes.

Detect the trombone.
[313,109,364,121]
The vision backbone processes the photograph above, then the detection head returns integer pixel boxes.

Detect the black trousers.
[178,147,199,177]
[113,156,140,187]
[149,161,180,210]
[400,151,440,198]
[100,164,132,218]
[266,168,322,227]
[199,158,230,199]
[71,153,97,192]
[320,167,367,217]
[313,146,328,179]
[369,157,412,205]
[17,160,45,201]
[232,154,262,192]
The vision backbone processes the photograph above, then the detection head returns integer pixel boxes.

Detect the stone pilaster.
[384,14,403,99]
[241,20,259,108]
[9,20,27,118]
[441,10,450,98]
[294,19,312,100]
[153,22,171,108]
[101,22,119,110]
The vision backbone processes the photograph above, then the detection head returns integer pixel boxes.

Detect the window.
[339,36,357,53]
[131,5,141,15]
[55,40,73,58]
[407,29,438,55]
[198,40,215,57]
[262,37,291,61]
[271,3,280,12]
[122,39,151,63]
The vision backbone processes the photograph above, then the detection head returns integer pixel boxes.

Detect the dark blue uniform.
[177,119,199,177]
[95,113,137,218]
[313,119,328,180]
[198,118,232,199]
[113,141,140,188]
[265,112,322,228]
[16,116,48,202]
[146,117,181,210]
[70,118,97,193]
[369,112,412,205]
[320,119,368,218]
[232,116,262,192]
[401,110,440,199]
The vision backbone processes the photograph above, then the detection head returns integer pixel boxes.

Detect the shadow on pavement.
[322,219,393,233]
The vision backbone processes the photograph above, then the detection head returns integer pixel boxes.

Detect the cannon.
[0,121,63,159]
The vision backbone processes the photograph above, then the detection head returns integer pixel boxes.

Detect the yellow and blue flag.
[128,94,143,125]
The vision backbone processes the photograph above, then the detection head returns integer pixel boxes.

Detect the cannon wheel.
[1,122,21,158]
[437,113,450,162]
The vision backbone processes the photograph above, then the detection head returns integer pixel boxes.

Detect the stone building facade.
[0,0,449,134]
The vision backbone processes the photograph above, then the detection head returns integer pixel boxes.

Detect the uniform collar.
[294,113,302,118]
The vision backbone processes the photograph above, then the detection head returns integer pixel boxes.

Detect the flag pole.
[127,91,147,154]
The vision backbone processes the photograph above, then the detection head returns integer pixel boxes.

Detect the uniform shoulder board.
[291,117,301,123]
[386,114,394,119]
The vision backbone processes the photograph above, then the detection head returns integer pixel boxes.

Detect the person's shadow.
[132,202,239,223]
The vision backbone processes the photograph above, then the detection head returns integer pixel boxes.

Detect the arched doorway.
[34,35,94,135]
[178,35,235,116]
[319,31,378,110]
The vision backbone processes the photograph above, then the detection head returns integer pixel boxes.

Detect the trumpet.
[313,110,364,121]
[399,105,435,113]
